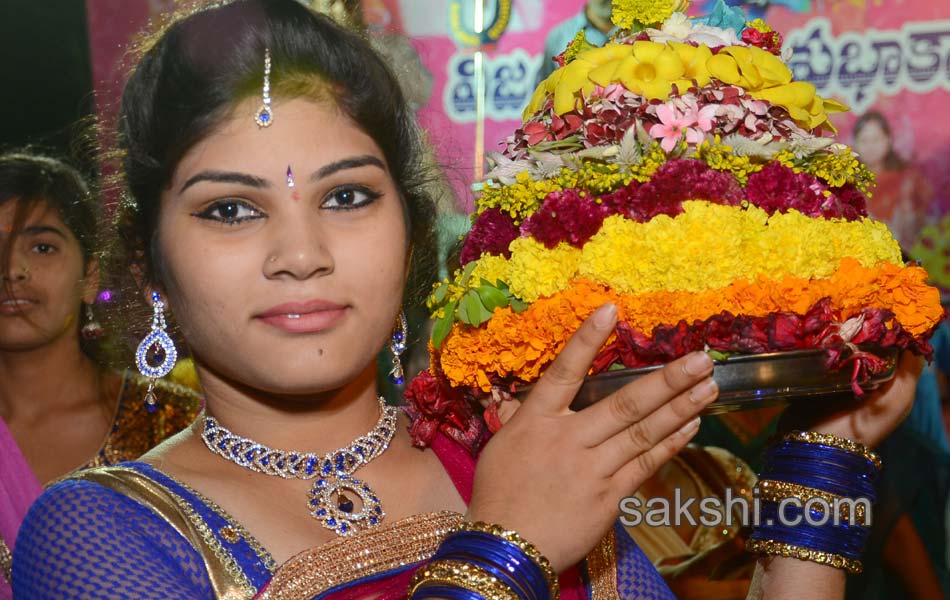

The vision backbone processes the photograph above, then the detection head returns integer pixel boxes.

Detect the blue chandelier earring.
[136,291,178,412]
[388,310,408,385]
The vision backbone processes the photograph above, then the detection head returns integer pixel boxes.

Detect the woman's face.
[0,201,97,352]
[854,119,890,169]
[156,98,408,396]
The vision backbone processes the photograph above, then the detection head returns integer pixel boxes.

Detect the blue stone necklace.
[200,396,398,536]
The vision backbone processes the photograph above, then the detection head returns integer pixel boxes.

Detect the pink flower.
[696,105,719,131]
[649,104,705,152]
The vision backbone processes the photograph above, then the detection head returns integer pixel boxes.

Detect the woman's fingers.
[577,351,715,446]
[598,377,718,475]
[611,418,702,495]
[521,303,618,416]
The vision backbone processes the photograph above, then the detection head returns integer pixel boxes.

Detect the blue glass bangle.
[434,532,547,600]
[764,442,879,479]
[411,584,487,600]
[765,442,879,472]
[758,468,877,500]
[753,500,870,559]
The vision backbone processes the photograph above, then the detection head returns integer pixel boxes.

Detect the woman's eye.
[193,200,264,224]
[31,242,58,255]
[322,186,381,210]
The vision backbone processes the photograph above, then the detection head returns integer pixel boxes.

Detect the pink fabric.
[0,418,41,550]
[0,418,42,600]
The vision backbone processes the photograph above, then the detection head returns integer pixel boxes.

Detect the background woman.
[11,2,921,598]
[853,111,933,250]
[0,152,200,597]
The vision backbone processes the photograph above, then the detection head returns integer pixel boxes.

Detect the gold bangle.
[409,559,520,600]
[746,538,863,575]
[756,479,870,526]
[458,521,560,599]
[784,430,882,471]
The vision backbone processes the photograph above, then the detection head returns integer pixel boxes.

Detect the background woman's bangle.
[747,431,880,573]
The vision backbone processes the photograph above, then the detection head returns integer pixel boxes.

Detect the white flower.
[644,13,744,48]
[660,12,692,39]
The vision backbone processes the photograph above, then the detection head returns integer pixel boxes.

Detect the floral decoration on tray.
[404,0,945,453]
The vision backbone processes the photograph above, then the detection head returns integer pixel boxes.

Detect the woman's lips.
[254,300,348,334]
[0,298,37,316]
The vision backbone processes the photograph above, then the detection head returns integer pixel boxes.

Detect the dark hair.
[107,0,437,304]
[0,152,97,266]
[853,111,906,171]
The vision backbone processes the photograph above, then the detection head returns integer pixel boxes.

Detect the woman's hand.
[781,352,923,448]
[466,303,720,572]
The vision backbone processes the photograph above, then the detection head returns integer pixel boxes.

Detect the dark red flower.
[830,184,869,219]
[404,370,474,448]
[704,311,740,350]
[634,159,743,214]
[459,208,519,265]
[520,189,609,248]
[767,312,804,350]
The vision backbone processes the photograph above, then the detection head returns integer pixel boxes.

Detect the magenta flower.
[520,189,609,249]
[459,208,519,265]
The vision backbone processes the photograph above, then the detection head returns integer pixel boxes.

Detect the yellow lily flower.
[670,42,712,88]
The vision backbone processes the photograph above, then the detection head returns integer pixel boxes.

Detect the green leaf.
[432,283,448,305]
[608,362,627,371]
[707,349,732,362]
[457,292,474,325]
[510,297,529,313]
[477,285,509,312]
[459,261,478,286]
[432,299,457,349]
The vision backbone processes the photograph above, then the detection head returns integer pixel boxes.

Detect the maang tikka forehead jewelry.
[254,48,273,128]
[286,165,295,188]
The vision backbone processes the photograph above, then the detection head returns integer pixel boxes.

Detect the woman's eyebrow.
[179,170,271,193]
[310,155,386,182]
[24,225,69,239]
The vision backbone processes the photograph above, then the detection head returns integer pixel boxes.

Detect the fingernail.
[593,303,617,329]
[690,377,718,403]
[679,417,701,435]
[684,351,713,376]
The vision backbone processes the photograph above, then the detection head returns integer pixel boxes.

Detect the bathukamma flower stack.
[406,0,943,449]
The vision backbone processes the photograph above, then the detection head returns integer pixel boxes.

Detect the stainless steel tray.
[516,347,900,414]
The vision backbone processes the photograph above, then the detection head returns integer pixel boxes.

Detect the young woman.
[0,153,200,598]
[11,2,921,598]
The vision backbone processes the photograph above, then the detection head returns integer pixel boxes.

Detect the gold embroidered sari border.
[586,528,621,600]
[256,511,464,600]
[0,537,12,583]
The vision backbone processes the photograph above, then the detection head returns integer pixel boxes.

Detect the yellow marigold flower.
[505,238,581,301]
[612,0,681,29]
[482,202,900,297]
[470,254,510,286]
